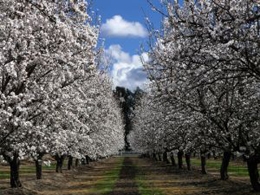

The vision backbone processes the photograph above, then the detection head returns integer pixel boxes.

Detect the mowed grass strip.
[190,158,249,177]
[135,158,164,195]
[136,173,164,195]
[88,157,124,194]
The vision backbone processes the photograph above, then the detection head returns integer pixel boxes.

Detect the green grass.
[0,173,9,179]
[135,166,164,195]
[89,157,124,194]
[190,158,249,177]
[0,161,56,180]
[42,163,56,170]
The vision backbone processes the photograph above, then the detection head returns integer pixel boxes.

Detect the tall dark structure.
[114,87,133,150]
[114,86,146,151]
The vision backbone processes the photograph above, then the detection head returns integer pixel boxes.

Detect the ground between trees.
[0,155,258,195]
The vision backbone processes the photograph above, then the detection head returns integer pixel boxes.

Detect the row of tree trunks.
[2,152,94,188]
[149,150,260,192]
[150,150,208,174]
[151,151,189,170]
[149,150,228,178]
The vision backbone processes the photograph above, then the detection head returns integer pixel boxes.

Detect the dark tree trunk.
[220,151,231,180]
[185,153,191,171]
[152,152,158,161]
[35,153,44,179]
[163,150,170,164]
[68,156,73,170]
[201,155,207,174]
[55,155,65,173]
[85,155,89,165]
[81,157,86,165]
[177,150,184,169]
[158,153,162,161]
[75,159,79,167]
[213,150,217,159]
[170,152,176,167]
[4,153,22,188]
[247,155,260,191]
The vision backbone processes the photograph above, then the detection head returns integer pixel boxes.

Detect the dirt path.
[106,157,140,195]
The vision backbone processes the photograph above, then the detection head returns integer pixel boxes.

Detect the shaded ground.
[1,156,260,195]
[0,157,123,195]
[105,157,140,195]
[135,157,259,195]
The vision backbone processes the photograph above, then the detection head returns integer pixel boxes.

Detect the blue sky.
[92,0,164,91]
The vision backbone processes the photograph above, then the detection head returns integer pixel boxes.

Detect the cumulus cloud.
[106,45,149,91]
[101,15,148,38]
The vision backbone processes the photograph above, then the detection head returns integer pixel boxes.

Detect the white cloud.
[106,45,149,91]
[101,15,148,38]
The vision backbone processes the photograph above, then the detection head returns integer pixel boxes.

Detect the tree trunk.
[170,152,176,167]
[163,150,170,164]
[247,155,260,191]
[81,157,86,165]
[35,153,44,179]
[55,155,64,173]
[85,155,89,165]
[4,153,22,188]
[201,155,207,174]
[220,151,231,180]
[158,153,162,161]
[75,159,79,167]
[185,153,191,170]
[213,150,217,159]
[153,152,158,161]
[68,156,73,170]
[177,150,184,169]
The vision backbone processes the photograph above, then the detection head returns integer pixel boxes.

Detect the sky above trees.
[93,0,164,90]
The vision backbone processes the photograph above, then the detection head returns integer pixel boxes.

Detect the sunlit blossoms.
[0,0,124,188]
[130,0,260,191]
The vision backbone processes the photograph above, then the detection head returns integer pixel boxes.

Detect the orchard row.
[0,0,124,188]
[129,0,260,192]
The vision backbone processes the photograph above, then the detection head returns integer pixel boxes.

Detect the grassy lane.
[106,157,141,195]
[0,157,124,195]
[190,158,249,177]
[86,157,124,194]
[135,159,164,195]
[1,156,254,195]
[133,157,253,195]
